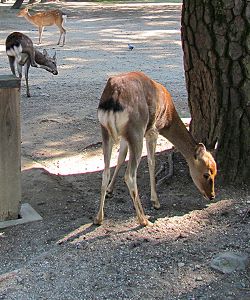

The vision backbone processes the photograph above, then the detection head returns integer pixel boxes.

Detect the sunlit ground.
[56,197,235,246]
[22,118,190,175]
[2,1,189,176]
[21,135,172,175]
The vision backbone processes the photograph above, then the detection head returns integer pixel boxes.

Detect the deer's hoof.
[139,218,153,227]
[93,216,103,226]
[152,202,160,209]
[106,190,113,198]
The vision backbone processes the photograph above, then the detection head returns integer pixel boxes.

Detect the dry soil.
[0,2,249,300]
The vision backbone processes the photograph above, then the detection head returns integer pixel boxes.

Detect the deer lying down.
[94,72,217,226]
[6,32,58,97]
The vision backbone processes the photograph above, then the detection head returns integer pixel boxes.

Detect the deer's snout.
[209,193,215,200]
[203,191,215,201]
[53,70,58,75]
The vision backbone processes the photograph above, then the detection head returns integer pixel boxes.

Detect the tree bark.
[11,0,24,9]
[181,0,250,182]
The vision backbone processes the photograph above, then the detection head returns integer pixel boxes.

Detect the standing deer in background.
[17,7,67,46]
[6,32,58,97]
[94,72,217,226]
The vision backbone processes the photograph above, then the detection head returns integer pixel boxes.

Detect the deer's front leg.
[145,129,160,209]
[24,48,38,68]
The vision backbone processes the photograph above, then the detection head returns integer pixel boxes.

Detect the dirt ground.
[0,1,249,299]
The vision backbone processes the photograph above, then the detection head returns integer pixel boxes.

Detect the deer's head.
[41,49,58,75]
[34,49,58,75]
[189,143,217,200]
[17,8,28,17]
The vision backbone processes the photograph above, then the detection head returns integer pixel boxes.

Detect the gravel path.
[0,2,249,300]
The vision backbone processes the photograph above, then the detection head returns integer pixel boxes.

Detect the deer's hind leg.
[145,129,160,209]
[8,56,16,76]
[57,26,66,46]
[17,61,22,79]
[23,60,31,97]
[94,125,114,225]
[106,138,128,197]
[56,17,66,46]
[125,128,151,226]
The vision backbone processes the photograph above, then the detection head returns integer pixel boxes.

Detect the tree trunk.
[181,0,250,182]
[11,0,24,9]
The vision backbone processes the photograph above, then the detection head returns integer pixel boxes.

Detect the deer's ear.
[194,143,206,160]
[43,49,48,57]
[53,52,56,60]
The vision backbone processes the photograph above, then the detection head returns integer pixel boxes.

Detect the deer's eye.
[203,173,210,180]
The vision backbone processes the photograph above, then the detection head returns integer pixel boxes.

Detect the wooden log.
[0,75,21,221]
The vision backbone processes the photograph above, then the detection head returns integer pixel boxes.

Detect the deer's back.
[99,71,176,132]
[35,10,62,26]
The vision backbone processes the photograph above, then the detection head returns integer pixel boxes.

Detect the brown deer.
[94,72,217,226]
[17,7,66,46]
[6,32,58,97]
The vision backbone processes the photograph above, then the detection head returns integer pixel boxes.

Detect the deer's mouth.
[40,65,58,75]
[203,192,215,201]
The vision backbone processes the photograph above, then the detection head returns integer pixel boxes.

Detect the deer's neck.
[159,111,197,162]
[24,13,37,25]
[34,49,45,64]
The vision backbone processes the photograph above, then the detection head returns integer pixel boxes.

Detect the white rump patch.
[6,44,23,62]
[115,110,129,131]
[98,110,129,142]
[62,15,67,23]
[6,48,16,57]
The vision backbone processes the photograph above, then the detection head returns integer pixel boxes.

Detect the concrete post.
[0,75,21,221]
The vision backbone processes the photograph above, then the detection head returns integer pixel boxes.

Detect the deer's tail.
[6,44,23,63]
[98,100,129,143]
[62,14,67,23]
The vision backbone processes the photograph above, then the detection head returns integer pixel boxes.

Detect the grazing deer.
[17,7,66,46]
[94,72,217,226]
[6,32,58,97]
